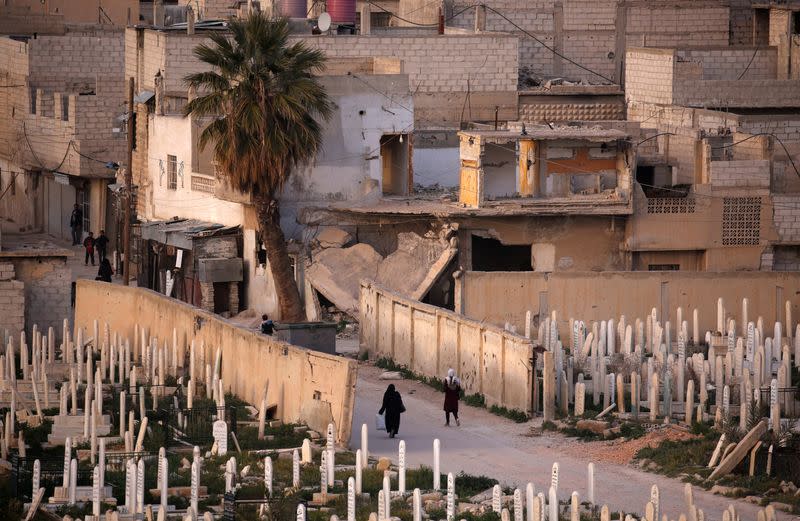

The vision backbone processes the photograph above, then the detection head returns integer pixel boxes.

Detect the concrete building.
[125,24,423,316]
[0,0,140,34]
[0,27,126,244]
[623,5,800,272]
[0,234,72,339]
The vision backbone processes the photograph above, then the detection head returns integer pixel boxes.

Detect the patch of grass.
[454,472,498,499]
[542,420,558,431]
[463,393,486,408]
[619,422,646,439]
[489,405,528,423]
[635,437,717,478]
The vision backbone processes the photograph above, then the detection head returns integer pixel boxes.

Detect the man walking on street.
[83,231,96,266]
[69,204,83,245]
[94,230,109,262]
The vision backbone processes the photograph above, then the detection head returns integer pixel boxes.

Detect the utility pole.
[123,77,134,286]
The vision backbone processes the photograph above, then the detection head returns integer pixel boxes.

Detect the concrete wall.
[360,281,533,413]
[0,163,42,234]
[3,255,71,337]
[709,160,771,190]
[773,195,800,243]
[73,280,357,442]
[0,262,25,340]
[3,0,139,26]
[458,270,800,340]
[126,27,518,128]
[676,47,777,81]
[448,0,729,83]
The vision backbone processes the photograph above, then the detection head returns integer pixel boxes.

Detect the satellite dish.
[318,12,331,32]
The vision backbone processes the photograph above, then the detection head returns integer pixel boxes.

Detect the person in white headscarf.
[443,368,461,426]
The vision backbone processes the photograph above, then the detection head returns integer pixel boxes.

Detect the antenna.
[318,12,331,32]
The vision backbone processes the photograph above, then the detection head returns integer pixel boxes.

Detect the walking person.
[443,368,461,426]
[69,204,83,245]
[96,258,113,282]
[94,229,109,262]
[83,231,95,266]
[378,384,405,438]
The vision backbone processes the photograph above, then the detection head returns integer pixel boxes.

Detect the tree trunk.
[256,195,305,323]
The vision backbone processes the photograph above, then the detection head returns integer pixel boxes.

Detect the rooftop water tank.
[280,0,307,19]
[328,0,355,24]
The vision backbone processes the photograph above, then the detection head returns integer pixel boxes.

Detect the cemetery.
[0,280,794,520]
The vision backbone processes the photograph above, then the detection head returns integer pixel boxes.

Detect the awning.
[134,91,155,104]
[139,218,239,249]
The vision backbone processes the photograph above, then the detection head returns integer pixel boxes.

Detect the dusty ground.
[561,426,699,466]
[350,362,789,520]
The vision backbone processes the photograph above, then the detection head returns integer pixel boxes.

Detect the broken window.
[471,235,533,271]
[636,165,654,187]
[167,155,178,190]
[754,9,769,45]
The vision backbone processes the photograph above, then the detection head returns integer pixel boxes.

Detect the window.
[167,155,178,190]
[61,95,69,121]
[648,264,680,271]
[471,235,533,271]
[793,11,800,35]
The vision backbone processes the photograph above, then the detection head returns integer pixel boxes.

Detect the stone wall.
[772,195,800,244]
[10,256,71,337]
[709,160,771,190]
[448,0,730,82]
[458,271,800,340]
[359,280,534,414]
[73,280,357,442]
[0,262,24,340]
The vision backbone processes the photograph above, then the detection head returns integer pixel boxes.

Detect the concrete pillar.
[153,0,165,27]
[187,6,195,35]
[200,282,214,312]
[228,282,239,315]
[360,3,371,35]
[474,5,486,32]
[543,351,555,422]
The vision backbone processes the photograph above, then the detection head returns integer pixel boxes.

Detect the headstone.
[347,476,356,521]
[189,459,199,515]
[62,437,72,488]
[492,484,502,512]
[433,438,441,490]
[301,439,312,464]
[160,452,168,511]
[587,462,594,504]
[377,489,386,520]
[570,491,579,521]
[548,486,558,521]
[292,449,300,488]
[68,458,77,505]
[355,450,362,494]
[513,488,523,521]
[136,458,145,513]
[413,488,422,521]
[32,459,40,497]
[526,483,535,521]
[551,462,559,491]
[398,440,406,493]
[92,465,100,517]
[296,503,306,521]
[446,473,455,521]
[574,382,585,416]
[264,456,272,496]
[651,484,660,521]
[213,419,228,456]
[361,423,368,468]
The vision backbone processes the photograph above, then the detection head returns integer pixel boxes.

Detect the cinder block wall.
[11,257,71,339]
[0,262,25,341]
[772,195,800,243]
[709,160,771,190]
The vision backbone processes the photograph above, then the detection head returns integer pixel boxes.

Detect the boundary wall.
[74,280,357,443]
[458,271,800,342]
[360,281,533,414]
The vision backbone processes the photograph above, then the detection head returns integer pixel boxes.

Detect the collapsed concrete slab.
[306,243,383,315]
[315,226,353,249]
[306,228,458,315]
[376,231,457,301]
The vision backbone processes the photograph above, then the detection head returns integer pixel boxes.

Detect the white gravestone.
[446,473,455,521]
[264,456,273,496]
[213,419,228,456]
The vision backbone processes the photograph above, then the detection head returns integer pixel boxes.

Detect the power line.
[480,4,616,84]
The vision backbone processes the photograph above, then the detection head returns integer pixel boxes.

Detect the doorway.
[381,134,409,195]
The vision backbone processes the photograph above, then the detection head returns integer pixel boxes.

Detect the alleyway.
[350,364,786,521]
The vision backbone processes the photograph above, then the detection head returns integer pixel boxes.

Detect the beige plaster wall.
[459,271,800,342]
[74,280,357,442]
[360,281,533,414]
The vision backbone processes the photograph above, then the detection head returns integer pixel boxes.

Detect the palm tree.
[184,13,332,323]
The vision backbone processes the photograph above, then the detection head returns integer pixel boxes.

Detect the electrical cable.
[737,44,760,81]
[480,4,616,84]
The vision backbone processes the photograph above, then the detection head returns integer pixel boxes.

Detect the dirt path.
[349,364,789,521]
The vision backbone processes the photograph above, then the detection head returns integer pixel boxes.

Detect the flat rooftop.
[0,234,73,258]
[459,127,630,142]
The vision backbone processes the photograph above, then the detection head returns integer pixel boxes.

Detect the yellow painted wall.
[460,271,800,342]
[74,280,357,442]
[360,281,533,413]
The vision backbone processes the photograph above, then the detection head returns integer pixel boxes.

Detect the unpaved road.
[348,364,791,521]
